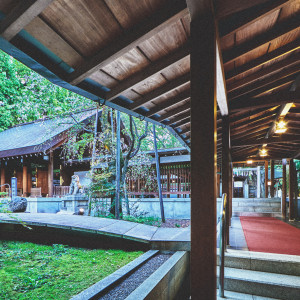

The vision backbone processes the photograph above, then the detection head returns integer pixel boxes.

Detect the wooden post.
[289,159,297,220]
[229,162,233,222]
[265,160,268,198]
[282,159,287,219]
[270,160,275,197]
[257,166,261,198]
[48,150,53,197]
[22,165,28,196]
[188,1,217,298]
[0,167,5,192]
[115,110,121,219]
[153,124,165,223]
[222,115,230,244]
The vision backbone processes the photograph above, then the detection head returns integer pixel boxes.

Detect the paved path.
[0,213,190,250]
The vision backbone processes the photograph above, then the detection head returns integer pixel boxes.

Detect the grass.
[123,215,162,227]
[0,240,143,300]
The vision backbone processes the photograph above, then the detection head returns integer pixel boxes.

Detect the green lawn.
[0,240,143,299]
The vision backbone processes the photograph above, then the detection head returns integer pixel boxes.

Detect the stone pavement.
[0,213,190,251]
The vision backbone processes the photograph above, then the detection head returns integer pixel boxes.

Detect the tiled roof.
[0,109,96,158]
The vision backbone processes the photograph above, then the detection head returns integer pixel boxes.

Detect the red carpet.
[240,217,300,255]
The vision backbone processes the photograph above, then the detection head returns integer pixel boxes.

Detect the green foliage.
[0,240,143,299]
[123,215,161,226]
[121,113,181,150]
[0,50,94,131]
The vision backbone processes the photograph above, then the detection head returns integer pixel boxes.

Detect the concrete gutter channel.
[71,250,190,300]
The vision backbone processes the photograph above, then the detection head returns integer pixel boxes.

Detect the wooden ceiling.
[0,0,299,163]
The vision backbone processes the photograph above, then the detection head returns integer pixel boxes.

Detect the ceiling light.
[259,148,268,157]
[275,119,287,134]
[246,160,253,164]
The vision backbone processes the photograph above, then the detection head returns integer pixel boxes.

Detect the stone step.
[232,212,281,217]
[233,207,281,213]
[217,289,278,299]
[217,249,300,276]
[217,267,300,300]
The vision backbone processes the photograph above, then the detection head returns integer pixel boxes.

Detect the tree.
[0,50,94,131]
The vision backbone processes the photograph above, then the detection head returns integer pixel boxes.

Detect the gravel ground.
[159,219,190,228]
[98,253,172,300]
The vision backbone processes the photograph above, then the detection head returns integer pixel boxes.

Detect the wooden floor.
[0,213,190,251]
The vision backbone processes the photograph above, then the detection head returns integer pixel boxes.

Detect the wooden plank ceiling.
[0,0,299,162]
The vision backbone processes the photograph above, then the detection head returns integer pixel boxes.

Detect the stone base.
[61,194,88,215]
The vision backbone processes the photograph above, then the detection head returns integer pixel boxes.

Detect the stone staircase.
[217,249,300,299]
[232,198,281,217]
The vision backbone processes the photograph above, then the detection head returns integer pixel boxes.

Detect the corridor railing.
[219,193,227,297]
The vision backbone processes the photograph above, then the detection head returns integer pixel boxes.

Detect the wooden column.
[282,159,287,219]
[22,165,28,196]
[229,162,233,222]
[48,150,53,197]
[188,1,217,298]
[1,168,5,192]
[270,160,275,197]
[257,166,261,198]
[265,160,268,198]
[222,115,230,244]
[289,159,295,220]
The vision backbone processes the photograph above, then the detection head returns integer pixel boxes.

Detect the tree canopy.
[0,49,182,150]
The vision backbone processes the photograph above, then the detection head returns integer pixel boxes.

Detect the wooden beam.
[22,165,28,196]
[223,15,300,64]
[157,101,190,122]
[187,0,217,298]
[219,0,289,38]
[227,55,300,93]
[226,39,300,81]
[0,0,54,41]
[228,64,300,100]
[68,0,188,85]
[216,0,271,20]
[229,91,300,113]
[165,111,190,125]
[171,117,190,128]
[106,44,190,101]
[180,126,191,135]
[145,90,190,117]
[232,135,300,147]
[130,73,190,110]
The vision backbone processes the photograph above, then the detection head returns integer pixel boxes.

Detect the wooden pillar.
[189,2,217,298]
[265,160,268,198]
[22,165,28,196]
[270,160,275,197]
[1,167,5,192]
[257,166,261,198]
[229,162,233,222]
[222,115,230,244]
[48,150,53,197]
[282,159,287,219]
[289,159,294,220]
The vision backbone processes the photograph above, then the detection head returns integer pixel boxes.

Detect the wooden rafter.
[229,90,300,112]
[226,39,300,81]
[232,135,300,147]
[223,14,300,64]
[171,117,190,128]
[106,44,190,101]
[165,111,190,125]
[227,55,300,93]
[68,0,188,85]
[219,0,289,38]
[145,90,190,117]
[0,0,54,41]
[157,101,190,122]
[130,73,190,110]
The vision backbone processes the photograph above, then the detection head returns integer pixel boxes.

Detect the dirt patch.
[159,219,190,228]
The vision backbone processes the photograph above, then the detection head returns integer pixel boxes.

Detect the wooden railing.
[53,186,70,196]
